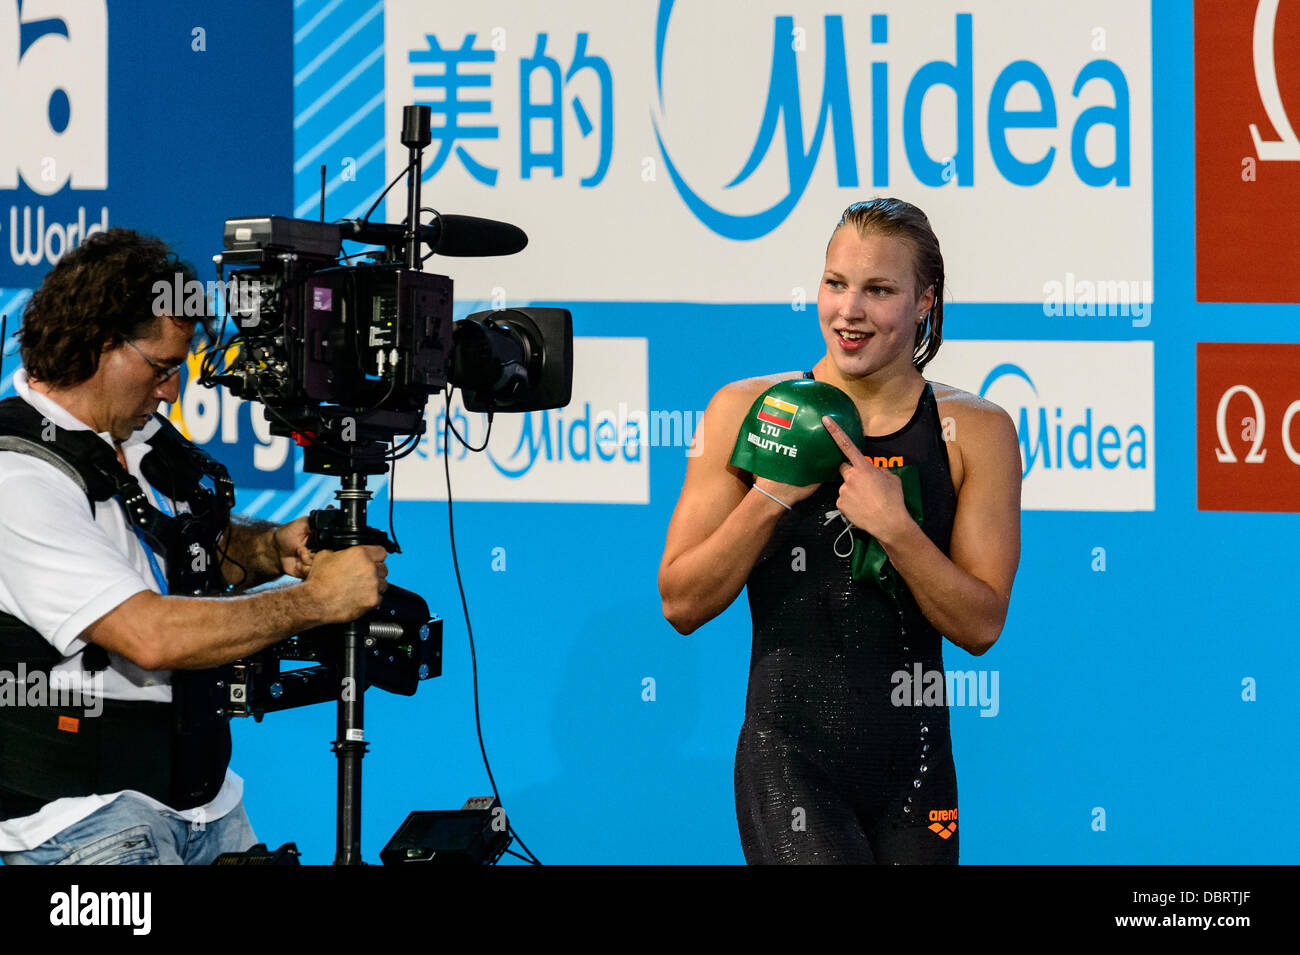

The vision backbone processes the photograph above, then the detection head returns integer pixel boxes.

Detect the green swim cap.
[729,379,865,485]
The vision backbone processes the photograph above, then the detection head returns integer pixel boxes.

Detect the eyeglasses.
[125,339,184,384]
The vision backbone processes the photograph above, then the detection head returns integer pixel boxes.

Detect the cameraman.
[0,228,387,865]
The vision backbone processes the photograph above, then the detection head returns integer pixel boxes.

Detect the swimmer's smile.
[835,328,874,352]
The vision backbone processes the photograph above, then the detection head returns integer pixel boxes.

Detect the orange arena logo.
[927,807,958,839]
[869,455,904,468]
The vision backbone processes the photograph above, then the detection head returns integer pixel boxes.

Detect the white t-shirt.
[0,370,242,852]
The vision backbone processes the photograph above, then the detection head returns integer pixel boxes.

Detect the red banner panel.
[1195,0,1300,303]
[1197,342,1300,511]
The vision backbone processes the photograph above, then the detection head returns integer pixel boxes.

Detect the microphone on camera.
[337,215,528,257]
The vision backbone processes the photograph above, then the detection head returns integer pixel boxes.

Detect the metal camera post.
[402,103,431,272]
[236,407,437,868]
[329,467,377,866]
[331,105,433,865]
[311,442,407,866]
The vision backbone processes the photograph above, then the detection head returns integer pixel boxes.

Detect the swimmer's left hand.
[823,415,911,545]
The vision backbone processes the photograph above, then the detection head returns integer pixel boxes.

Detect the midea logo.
[650,0,1135,240]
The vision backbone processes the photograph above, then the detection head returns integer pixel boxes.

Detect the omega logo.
[1214,384,1300,464]
[1249,0,1300,161]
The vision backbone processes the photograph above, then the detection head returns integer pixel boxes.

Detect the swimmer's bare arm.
[658,383,818,635]
[837,403,1021,655]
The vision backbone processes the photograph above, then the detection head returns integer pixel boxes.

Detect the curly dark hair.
[18,227,206,388]
[832,198,946,373]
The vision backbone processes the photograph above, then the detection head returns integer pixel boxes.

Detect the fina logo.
[650,0,1133,240]
[0,0,109,267]
[979,363,1147,478]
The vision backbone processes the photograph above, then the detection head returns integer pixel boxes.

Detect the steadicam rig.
[197,104,573,864]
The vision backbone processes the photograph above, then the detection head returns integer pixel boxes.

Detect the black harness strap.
[0,396,235,818]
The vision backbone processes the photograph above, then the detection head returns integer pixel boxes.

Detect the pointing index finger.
[822,415,869,467]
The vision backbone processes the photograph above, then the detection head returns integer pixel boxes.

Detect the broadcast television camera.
[197,104,572,863]
[207,212,572,473]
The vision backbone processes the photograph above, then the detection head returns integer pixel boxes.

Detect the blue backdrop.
[1,0,1295,864]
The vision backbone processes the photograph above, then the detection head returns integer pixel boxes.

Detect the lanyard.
[132,524,170,596]
[121,443,173,597]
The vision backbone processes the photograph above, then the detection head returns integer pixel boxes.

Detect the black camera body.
[210,215,572,454]
[217,217,452,413]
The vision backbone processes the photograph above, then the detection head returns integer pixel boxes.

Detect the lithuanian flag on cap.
[756,395,798,429]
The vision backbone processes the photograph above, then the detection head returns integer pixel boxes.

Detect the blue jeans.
[0,795,257,865]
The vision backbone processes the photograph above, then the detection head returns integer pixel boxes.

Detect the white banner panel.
[395,336,651,503]
[924,340,1155,511]
[384,0,1152,304]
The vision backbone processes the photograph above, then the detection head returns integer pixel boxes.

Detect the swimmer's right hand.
[730,381,864,510]
[752,476,821,510]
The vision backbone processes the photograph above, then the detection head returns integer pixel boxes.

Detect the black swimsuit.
[734,373,960,864]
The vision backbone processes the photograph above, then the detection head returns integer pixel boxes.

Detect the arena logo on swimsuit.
[928,808,958,840]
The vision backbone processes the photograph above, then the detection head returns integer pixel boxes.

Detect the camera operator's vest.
[0,397,235,821]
